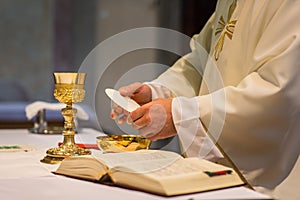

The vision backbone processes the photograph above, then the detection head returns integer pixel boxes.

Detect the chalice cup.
[41,72,91,164]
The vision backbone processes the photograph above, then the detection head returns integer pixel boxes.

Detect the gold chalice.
[41,72,91,164]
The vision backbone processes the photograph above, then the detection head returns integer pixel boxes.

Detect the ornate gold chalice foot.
[41,72,91,164]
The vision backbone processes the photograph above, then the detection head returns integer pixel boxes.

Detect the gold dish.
[96,135,151,153]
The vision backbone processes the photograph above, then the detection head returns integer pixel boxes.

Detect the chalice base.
[40,143,91,164]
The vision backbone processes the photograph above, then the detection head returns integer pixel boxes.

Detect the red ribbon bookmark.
[204,170,232,177]
[58,142,99,149]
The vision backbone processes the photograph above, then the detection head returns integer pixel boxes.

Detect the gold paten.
[41,72,91,164]
[96,135,151,153]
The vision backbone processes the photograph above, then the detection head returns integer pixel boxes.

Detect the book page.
[150,158,204,177]
[110,157,245,196]
[95,150,182,172]
[113,157,232,177]
[150,157,233,177]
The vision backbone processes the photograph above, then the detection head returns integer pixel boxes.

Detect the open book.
[55,150,245,196]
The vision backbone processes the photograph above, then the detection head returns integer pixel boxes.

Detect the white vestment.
[147,0,300,192]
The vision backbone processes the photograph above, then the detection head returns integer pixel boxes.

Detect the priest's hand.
[129,98,177,140]
[110,82,152,124]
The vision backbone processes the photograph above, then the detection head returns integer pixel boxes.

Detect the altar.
[0,128,271,200]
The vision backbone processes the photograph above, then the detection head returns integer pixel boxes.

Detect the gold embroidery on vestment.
[214,0,237,61]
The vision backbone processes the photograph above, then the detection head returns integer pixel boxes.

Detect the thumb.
[130,84,152,105]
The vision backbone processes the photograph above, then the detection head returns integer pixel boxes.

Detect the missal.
[55,150,245,196]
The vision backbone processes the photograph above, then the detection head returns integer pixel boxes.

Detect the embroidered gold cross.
[214,0,237,61]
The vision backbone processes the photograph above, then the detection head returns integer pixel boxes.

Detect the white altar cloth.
[0,129,271,200]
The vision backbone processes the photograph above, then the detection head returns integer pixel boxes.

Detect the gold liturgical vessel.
[41,72,91,164]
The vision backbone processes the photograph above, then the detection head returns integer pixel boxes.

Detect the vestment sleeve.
[146,13,224,160]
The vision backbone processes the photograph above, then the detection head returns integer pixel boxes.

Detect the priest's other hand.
[110,82,152,124]
[129,98,177,141]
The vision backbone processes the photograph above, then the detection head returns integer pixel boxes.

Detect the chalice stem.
[61,103,77,145]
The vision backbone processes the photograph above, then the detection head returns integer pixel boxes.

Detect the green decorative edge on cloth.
[0,145,36,152]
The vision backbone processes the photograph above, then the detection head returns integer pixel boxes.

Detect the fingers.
[109,83,152,126]
[110,103,123,119]
[110,102,130,124]
[131,114,151,130]
[110,110,118,120]
[111,96,176,141]
[119,82,142,97]
[129,105,151,130]
[117,114,128,124]
[119,83,152,105]
[130,103,167,139]
[111,111,130,124]
[130,84,152,105]
[130,106,147,124]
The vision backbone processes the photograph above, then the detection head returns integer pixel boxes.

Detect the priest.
[110,0,300,196]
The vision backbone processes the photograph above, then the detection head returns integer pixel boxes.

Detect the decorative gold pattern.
[54,84,85,104]
[214,0,237,61]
